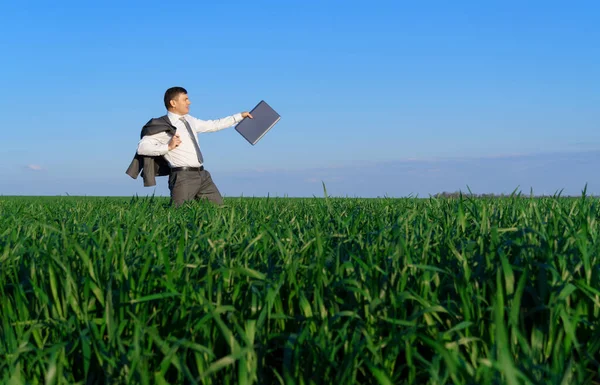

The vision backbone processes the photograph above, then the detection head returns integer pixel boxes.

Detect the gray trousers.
[168,169,224,207]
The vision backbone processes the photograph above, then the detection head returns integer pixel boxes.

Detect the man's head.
[164,86,191,115]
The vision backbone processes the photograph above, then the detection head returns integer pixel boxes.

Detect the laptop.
[235,100,281,145]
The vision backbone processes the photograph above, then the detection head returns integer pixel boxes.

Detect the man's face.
[171,93,191,115]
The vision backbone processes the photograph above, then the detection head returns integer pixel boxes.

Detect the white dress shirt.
[137,111,243,168]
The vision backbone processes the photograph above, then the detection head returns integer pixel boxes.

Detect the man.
[126,86,252,206]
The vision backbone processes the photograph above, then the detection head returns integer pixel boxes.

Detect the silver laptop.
[235,100,281,145]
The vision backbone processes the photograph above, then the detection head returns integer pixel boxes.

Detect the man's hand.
[168,134,182,150]
[241,111,253,119]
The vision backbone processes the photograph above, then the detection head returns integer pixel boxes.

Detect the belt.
[171,166,204,172]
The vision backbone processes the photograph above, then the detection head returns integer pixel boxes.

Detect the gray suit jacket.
[125,116,176,187]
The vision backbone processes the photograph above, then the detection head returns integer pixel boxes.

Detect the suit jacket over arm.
[125,116,176,187]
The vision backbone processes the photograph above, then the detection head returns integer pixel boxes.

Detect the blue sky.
[1,0,598,197]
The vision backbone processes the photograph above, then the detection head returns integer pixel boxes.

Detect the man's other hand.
[241,111,253,119]
[168,134,182,150]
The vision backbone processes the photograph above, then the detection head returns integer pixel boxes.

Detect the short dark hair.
[164,86,187,110]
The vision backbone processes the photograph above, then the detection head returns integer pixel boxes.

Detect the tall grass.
[1,194,599,384]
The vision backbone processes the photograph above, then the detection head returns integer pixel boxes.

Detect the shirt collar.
[167,111,187,125]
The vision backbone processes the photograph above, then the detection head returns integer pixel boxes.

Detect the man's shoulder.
[145,115,172,126]
[181,113,200,122]
[141,115,176,137]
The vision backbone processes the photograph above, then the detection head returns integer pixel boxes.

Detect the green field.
[1,194,599,384]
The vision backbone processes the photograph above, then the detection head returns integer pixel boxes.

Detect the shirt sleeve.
[189,113,244,134]
[137,132,171,156]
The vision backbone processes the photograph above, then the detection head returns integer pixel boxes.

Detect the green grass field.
[1,194,599,384]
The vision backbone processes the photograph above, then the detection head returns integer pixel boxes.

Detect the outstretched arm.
[190,111,253,133]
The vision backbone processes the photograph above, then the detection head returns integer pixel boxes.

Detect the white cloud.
[27,164,43,171]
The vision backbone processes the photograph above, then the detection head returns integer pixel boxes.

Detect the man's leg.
[169,171,202,207]
[195,170,224,206]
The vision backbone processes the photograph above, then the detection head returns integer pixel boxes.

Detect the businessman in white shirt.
[136,86,252,206]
